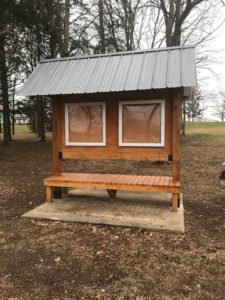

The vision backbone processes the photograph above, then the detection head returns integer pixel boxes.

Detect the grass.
[13,122,225,137]
[0,121,225,299]
[186,121,225,129]
[3,122,225,138]
[14,125,31,134]
[185,122,225,139]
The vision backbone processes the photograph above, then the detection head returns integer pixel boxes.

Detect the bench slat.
[44,173,180,193]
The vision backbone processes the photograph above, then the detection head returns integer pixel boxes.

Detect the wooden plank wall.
[52,89,181,162]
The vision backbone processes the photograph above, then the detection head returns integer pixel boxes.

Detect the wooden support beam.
[46,187,53,203]
[171,193,178,212]
[172,161,180,183]
[171,89,183,182]
[52,98,62,175]
[106,189,117,202]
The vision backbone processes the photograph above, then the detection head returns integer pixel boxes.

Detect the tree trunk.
[0,34,11,145]
[160,0,174,46]
[34,109,38,134]
[12,104,15,135]
[181,101,186,136]
[123,1,131,50]
[36,97,45,139]
[171,0,181,45]
[37,97,41,136]
[56,0,64,57]
[105,1,120,52]
[98,0,106,53]
[0,115,2,134]
[39,97,46,141]
[11,78,16,135]
[63,0,70,56]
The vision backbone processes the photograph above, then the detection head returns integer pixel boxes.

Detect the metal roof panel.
[138,52,156,90]
[124,53,144,91]
[111,54,132,91]
[182,47,197,87]
[86,56,109,93]
[167,49,181,88]
[152,51,168,89]
[98,55,121,92]
[18,45,197,96]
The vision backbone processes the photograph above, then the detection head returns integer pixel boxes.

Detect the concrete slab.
[22,189,185,234]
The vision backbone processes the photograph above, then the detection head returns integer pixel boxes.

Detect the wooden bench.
[44,173,180,212]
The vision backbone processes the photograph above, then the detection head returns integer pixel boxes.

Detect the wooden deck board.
[153,176,160,186]
[44,173,180,194]
[136,176,146,185]
[139,176,150,185]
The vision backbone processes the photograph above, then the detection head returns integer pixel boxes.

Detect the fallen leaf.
[54,257,61,263]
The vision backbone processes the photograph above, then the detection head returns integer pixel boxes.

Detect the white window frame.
[118,99,165,147]
[65,102,106,146]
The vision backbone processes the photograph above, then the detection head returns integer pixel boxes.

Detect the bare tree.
[185,87,204,121]
[214,96,225,122]
[155,0,206,46]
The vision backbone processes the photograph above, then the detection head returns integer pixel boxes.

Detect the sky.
[197,6,225,120]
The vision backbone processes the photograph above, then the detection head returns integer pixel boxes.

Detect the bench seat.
[44,173,180,207]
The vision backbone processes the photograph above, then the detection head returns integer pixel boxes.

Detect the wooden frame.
[57,90,173,161]
[65,102,106,146]
[118,99,165,147]
[48,88,183,212]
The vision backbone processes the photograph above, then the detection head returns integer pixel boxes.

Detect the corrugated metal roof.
[18,46,197,96]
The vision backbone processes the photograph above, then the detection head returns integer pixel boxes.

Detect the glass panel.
[68,104,103,143]
[122,103,161,143]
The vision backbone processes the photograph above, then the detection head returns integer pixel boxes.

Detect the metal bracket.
[58,151,63,159]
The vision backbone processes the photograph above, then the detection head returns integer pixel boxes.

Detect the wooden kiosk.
[19,46,197,212]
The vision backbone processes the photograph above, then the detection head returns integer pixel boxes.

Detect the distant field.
[186,121,225,129]
[14,125,31,134]
[2,122,225,139]
[185,121,225,137]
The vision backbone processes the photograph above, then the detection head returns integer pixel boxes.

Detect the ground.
[0,123,225,300]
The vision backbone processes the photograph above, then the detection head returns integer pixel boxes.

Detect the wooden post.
[107,189,117,202]
[171,89,183,212]
[46,187,53,203]
[171,193,178,212]
[52,97,62,175]
[47,98,62,203]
